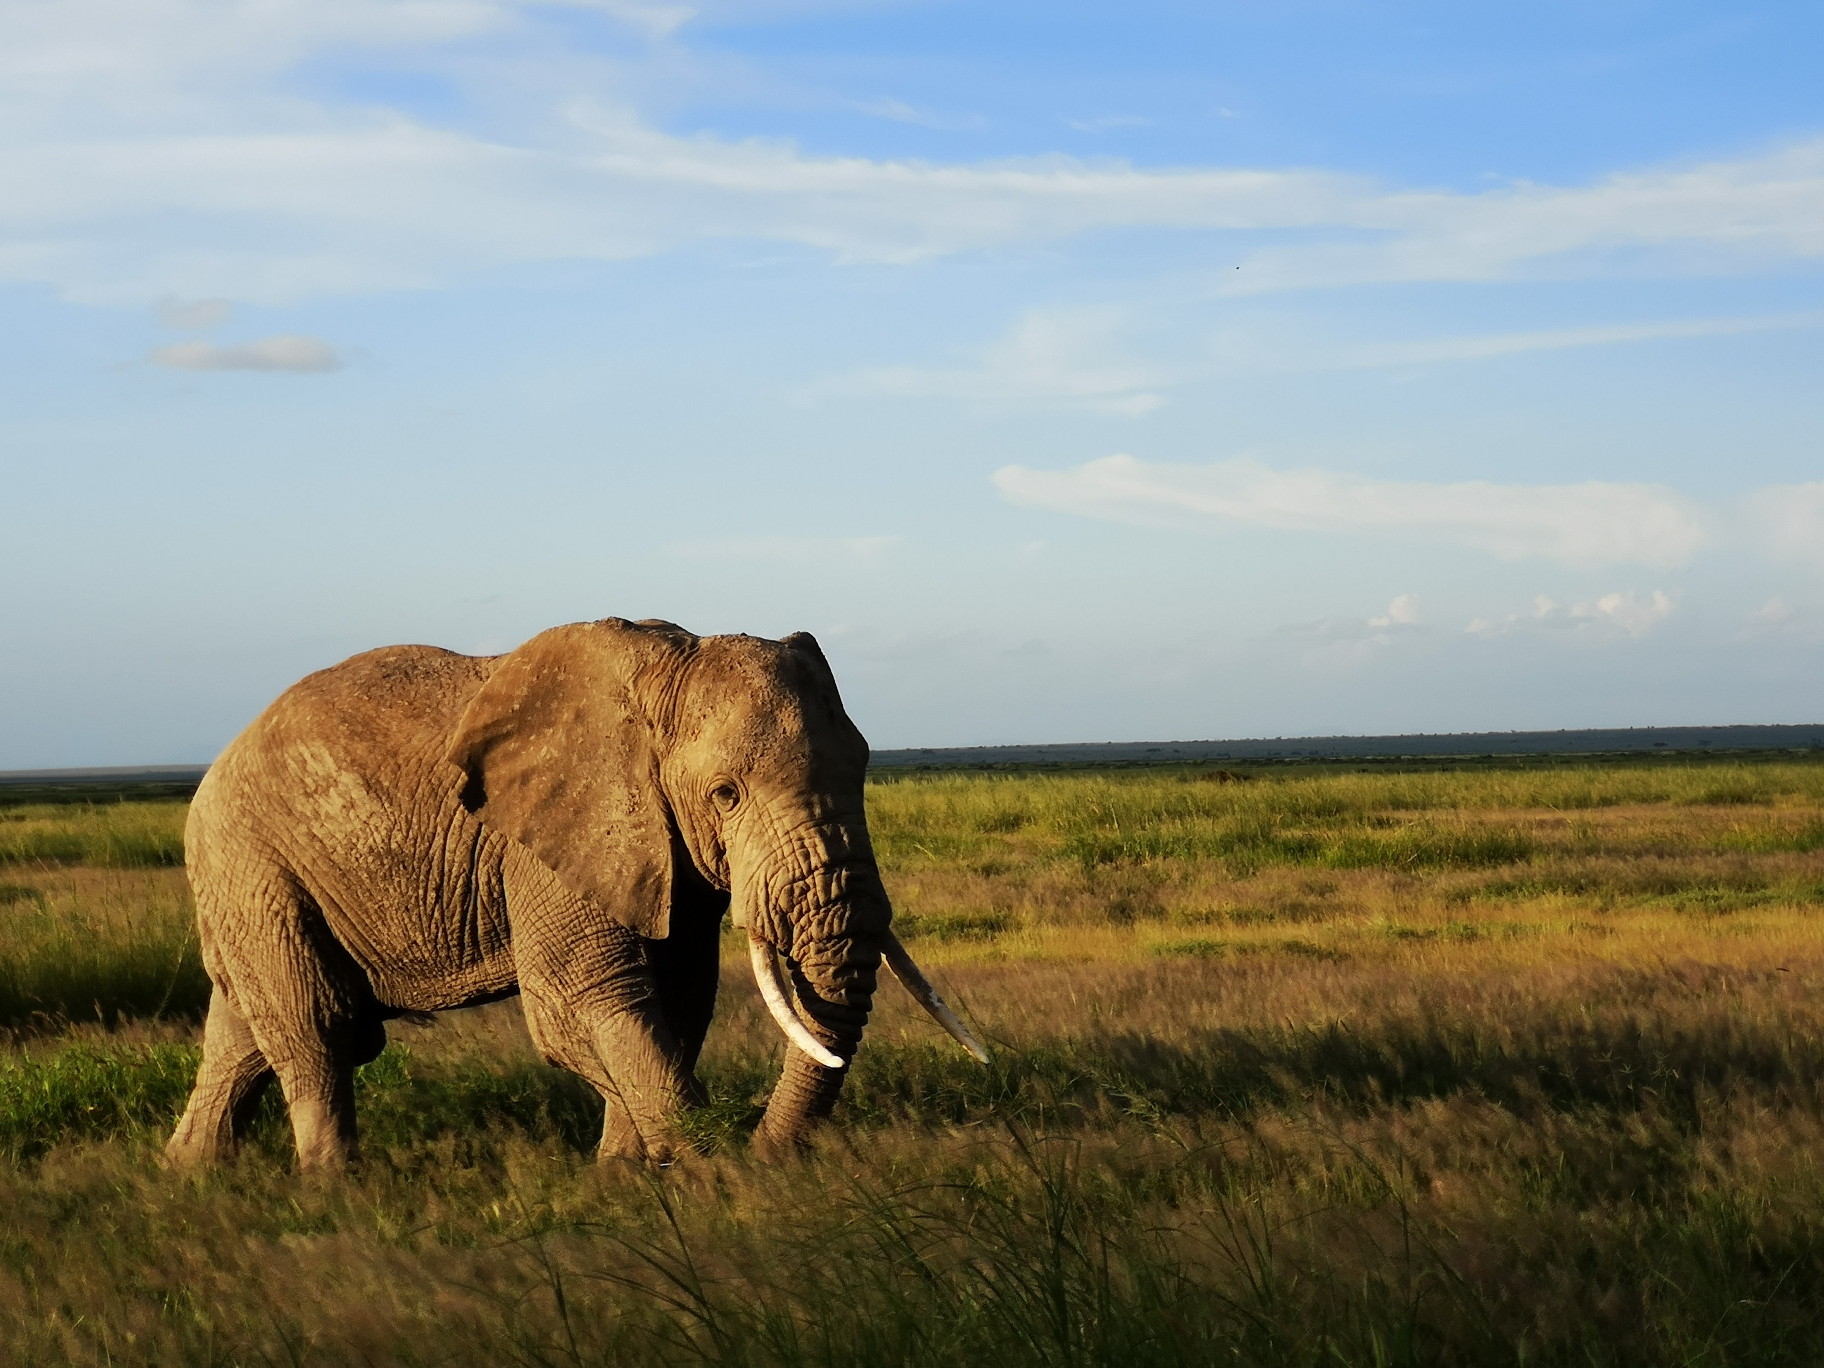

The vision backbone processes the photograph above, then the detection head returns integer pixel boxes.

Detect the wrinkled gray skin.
[166,618,888,1171]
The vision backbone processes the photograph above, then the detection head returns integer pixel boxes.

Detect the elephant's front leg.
[644,893,727,1104]
[515,915,695,1163]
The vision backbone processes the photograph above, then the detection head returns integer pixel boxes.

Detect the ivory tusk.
[748,937,845,1070]
[882,931,991,1064]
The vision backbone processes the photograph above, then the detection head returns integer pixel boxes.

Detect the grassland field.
[2,753,1824,1364]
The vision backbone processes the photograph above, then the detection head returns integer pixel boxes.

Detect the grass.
[0,756,1822,1362]
[0,869,206,1027]
[0,799,188,867]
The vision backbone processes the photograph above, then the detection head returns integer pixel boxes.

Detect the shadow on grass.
[7,962,1823,1167]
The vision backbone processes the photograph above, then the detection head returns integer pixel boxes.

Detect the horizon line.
[7,722,1824,783]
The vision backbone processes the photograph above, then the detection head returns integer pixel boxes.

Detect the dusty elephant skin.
[165,617,983,1173]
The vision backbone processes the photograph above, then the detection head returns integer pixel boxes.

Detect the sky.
[3,0,1823,767]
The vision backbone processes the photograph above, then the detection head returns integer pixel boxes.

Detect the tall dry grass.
[0,758,1819,1363]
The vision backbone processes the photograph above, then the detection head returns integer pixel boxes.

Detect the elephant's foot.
[747,1121,814,1164]
[591,1056,697,1167]
[598,1106,692,1167]
[167,992,275,1169]
[164,1109,230,1170]
[749,1046,848,1161]
[166,1069,277,1169]
[287,1094,360,1174]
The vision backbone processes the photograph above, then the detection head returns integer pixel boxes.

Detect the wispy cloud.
[1228,141,1824,293]
[814,305,1822,419]
[994,455,1708,568]
[155,297,232,330]
[1267,595,1431,670]
[808,308,1169,414]
[1467,591,1673,639]
[848,98,986,132]
[1344,311,1824,369]
[3,1,1824,301]
[147,334,339,371]
[1739,596,1824,643]
[1741,482,1824,573]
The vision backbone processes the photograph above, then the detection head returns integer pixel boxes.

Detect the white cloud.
[1578,590,1673,637]
[1467,590,1673,639]
[1229,140,1824,293]
[1752,597,1796,625]
[1741,596,1824,643]
[0,2,510,110]
[847,98,986,132]
[1742,483,1824,572]
[546,0,697,41]
[1368,594,1418,627]
[1268,600,1431,671]
[1345,311,1824,369]
[3,3,1824,301]
[809,305,1824,419]
[994,455,1709,568]
[147,333,339,371]
[809,308,1169,414]
[155,297,232,330]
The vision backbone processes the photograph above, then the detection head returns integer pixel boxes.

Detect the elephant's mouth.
[747,932,989,1068]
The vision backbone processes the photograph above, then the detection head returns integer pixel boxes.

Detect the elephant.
[165,617,985,1172]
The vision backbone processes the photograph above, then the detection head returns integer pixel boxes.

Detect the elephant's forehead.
[678,638,808,709]
[665,635,862,770]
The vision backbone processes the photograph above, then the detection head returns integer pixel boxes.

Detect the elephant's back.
[188,645,503,877]
[188,645,519,1004]
[222,646,498,784]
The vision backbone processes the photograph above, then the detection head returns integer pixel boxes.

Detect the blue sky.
[3,1,1822,766]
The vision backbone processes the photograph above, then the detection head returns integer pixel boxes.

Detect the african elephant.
[165,617,984,1172]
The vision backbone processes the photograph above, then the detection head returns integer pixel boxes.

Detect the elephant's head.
[444,617,984,1151]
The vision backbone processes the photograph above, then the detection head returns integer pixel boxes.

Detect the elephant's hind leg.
[198,879,387,1173]
[255,975,386,1175]
[166,987,274,1167]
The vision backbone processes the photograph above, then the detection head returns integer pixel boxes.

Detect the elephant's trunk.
[733,815,988,1153]
[732,817,886,1151]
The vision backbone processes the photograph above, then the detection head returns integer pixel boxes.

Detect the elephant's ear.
[445,619,686,939]
[780,631,832,677]
[781,630,870,771]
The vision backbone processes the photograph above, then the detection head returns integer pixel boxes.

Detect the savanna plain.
[3,755,1824,1365]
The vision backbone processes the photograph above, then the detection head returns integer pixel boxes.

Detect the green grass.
[894,909,1015,942]
[0,801,187,867]
[0,1042,203,1160]
[867,761,1824,879]
[867,758,1824,843]
[1716,818,1824,852]
[0,873,207,1028]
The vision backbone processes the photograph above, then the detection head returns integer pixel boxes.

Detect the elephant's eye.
[710,782,742,814]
